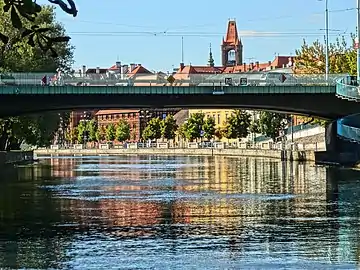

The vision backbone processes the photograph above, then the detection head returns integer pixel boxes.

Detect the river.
[0,155,359,269]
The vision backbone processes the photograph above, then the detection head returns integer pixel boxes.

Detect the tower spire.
[208,43,214,67]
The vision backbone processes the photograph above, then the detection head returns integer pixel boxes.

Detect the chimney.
[116,61,121,68]
[96,67,100,74]
[256,61,259,68]
[180,62,185,72]
[82,65,86,76]
[138,63,142,67]
[250,62,254,70]
[130,63,136,72]
[121,65,129,74]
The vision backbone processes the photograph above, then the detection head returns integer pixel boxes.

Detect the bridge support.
[315,121,360,166]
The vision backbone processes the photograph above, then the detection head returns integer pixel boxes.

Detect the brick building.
[95,109,180,142]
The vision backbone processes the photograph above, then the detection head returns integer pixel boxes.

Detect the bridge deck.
[0,85,335,95]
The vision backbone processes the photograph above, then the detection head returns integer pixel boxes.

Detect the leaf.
[0,32,9,44]
[49,47,58,57]
[21,28,32,38]
[36,27,52,33]
[51,36,71,43]
[10,7,22,29]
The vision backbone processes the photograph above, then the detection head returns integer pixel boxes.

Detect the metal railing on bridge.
[335,77,360,143]
[335,76,360,101]
[0,72,345,87]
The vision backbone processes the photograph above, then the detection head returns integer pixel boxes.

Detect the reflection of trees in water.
[6,156,360,266]
[0,164,75,269]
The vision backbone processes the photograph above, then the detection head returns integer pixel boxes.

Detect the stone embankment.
[0,151,34,166]
[34,147,317,162]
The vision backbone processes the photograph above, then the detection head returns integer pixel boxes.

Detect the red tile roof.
[223,20,241,45]
[175,56,295,75]
[128,65,152,75]
[95,110,139,116]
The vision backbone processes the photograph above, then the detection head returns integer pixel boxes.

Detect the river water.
[0,155,359,269]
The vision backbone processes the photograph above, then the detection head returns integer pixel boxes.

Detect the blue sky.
[42,0,357,72]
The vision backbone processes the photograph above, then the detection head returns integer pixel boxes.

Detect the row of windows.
[97,113,138,120]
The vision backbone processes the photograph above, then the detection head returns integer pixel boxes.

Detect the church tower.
[221,20,243,67]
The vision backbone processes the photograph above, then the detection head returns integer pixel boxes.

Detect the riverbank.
[0,151,34,166]
[34,148,317,161]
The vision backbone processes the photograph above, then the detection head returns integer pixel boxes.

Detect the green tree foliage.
[183,112,205,141]
[87,119,98,142]
[0,0,77,56]
[0,2,74,71]
[0,3,74,151]
[258,112,287,141]
[202,117,216,140]
[0,112,63,150]
[65,127,77,144]
[214,126,226,140]
[116,119,131,142]
[95,125,106,142]
[161,115,178,140]
[142,117,162,141]
[294,116,331,128]
[224,110,251,139]
[295,35,356,75]
[105,124,116,142]
[249,119,260,134]
[76,120,87,143]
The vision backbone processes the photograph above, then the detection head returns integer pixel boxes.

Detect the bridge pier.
[315,121,360,166]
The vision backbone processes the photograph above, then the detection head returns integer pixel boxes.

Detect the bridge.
[0,72,357,118]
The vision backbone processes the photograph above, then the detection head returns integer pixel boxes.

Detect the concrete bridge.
[0,84,357,118]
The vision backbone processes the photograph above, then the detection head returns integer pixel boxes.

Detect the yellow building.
[188,109,235,142]
[188,109,259,142]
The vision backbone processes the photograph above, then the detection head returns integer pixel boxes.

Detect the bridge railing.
[337,120,360,143]
[335,76,360,101]
[0,72,344,87]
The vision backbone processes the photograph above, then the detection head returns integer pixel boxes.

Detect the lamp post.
[357,0,360,81]
[319,0,329,80]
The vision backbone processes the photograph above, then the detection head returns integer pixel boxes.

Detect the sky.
[40,0,358,72]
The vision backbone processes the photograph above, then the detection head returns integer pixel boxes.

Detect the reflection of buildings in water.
[50,158,77,178]
[65,199,163,238]
[171,156,329,226]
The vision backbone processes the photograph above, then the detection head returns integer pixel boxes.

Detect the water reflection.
[0,156,359,268]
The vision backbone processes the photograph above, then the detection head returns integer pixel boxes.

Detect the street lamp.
[357,0,360,81]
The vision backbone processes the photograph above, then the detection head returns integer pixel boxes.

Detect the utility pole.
[325,0,329,81]
[357,0,360,81]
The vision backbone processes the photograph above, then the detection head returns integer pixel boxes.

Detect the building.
[95,109,180,142]
[173,19,295,83]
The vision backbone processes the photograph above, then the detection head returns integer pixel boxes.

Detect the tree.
[0,0,77,56]
[202,117,216,140]
[214,126,226,140]
[76,120,87,144]
[65,127,77,144]
[161,115,178,140]
[295,36,356,75]
[225,110,251,139]
[87,119,98,142]
[258,112,287,141]
[0,3,74,151]
[105,124,116,142]
[95,125,106,142]
[183,112,205,141]
[142,117,162,141]
[249,119,260,134]
[116,119,131,142]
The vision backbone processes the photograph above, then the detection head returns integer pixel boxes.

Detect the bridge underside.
[1,93,358,119]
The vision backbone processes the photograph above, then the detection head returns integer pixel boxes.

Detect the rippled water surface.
[1,155,360,269]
